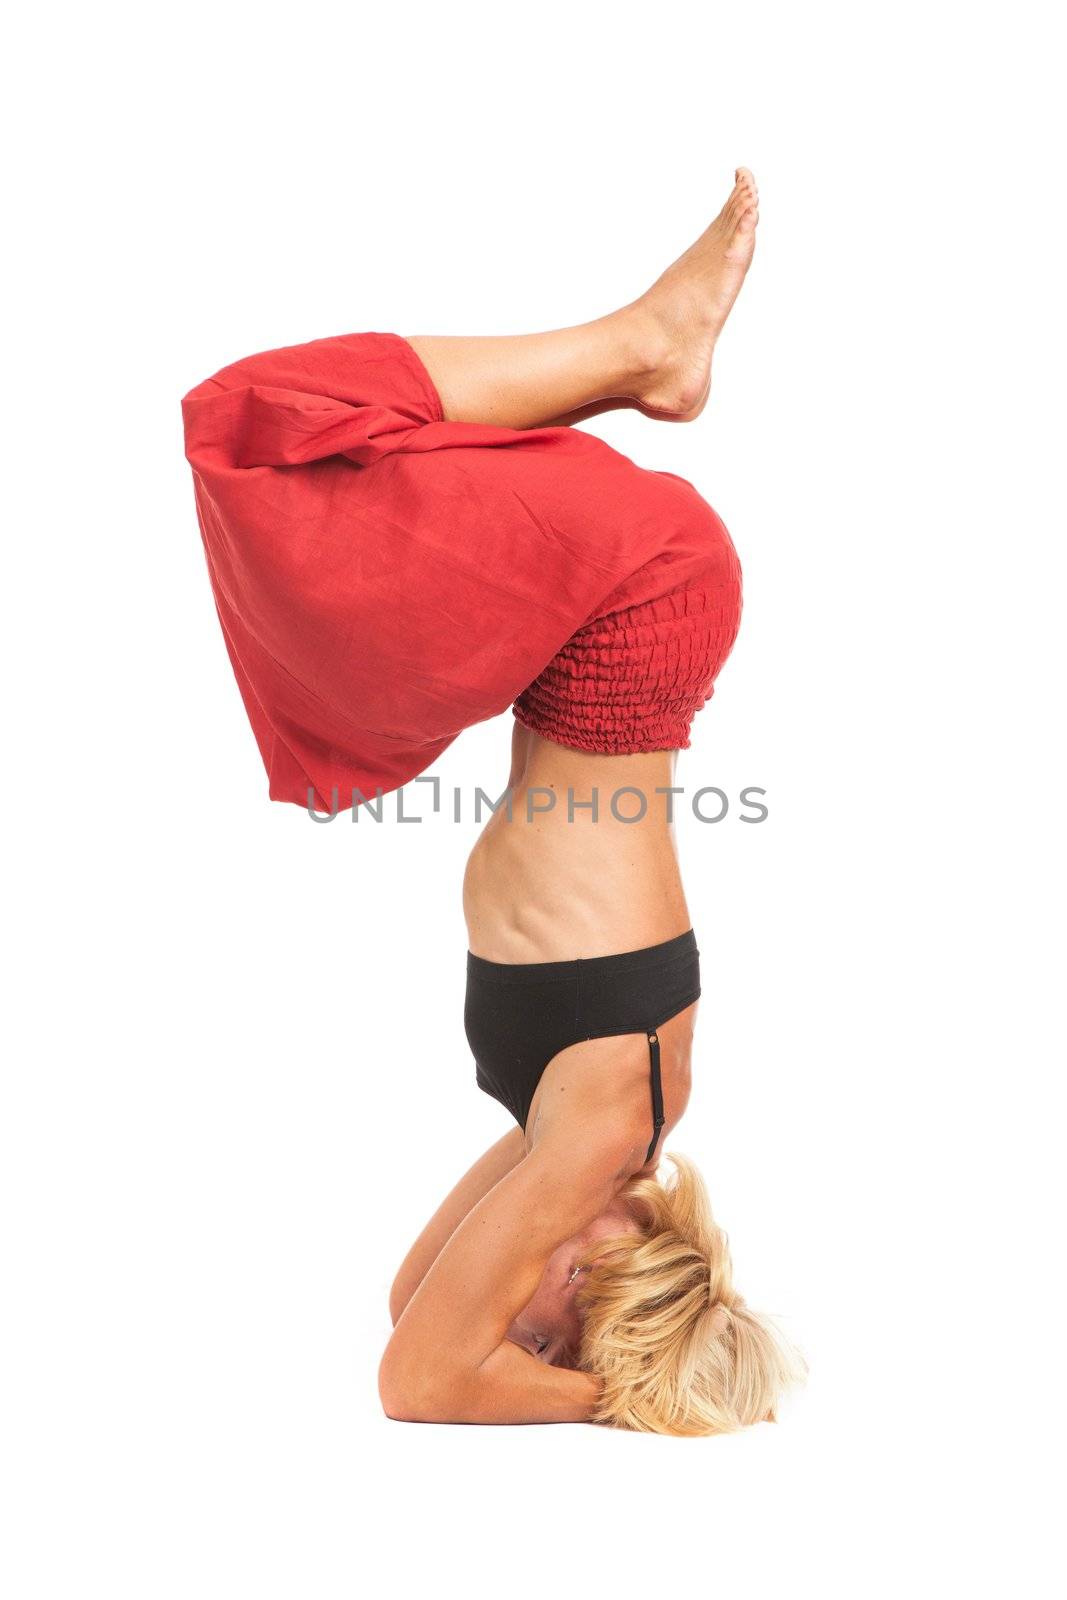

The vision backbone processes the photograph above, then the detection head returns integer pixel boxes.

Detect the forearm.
[381,1340,603,1426]
[461,1344,603,1424]
[382,1125,641,1426]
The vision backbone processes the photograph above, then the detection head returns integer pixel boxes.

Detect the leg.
[408,313,658,431]
[407,168,759,430]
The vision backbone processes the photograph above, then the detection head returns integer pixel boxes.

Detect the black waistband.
[466,928,698,986]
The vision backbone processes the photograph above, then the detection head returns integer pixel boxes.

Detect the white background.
[3,2,1063,1595]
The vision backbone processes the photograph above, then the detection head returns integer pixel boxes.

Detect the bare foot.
[626,169,759,421]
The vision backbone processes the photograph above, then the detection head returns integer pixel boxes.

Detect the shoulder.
[525,1102,653,1227]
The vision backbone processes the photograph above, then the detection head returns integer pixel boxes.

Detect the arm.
[379,1105,646,1425]
[388,733,533,1324]
[385,1334,602,1426]
[389,1128,526,1325]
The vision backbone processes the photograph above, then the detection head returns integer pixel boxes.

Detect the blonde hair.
[575,1153,805,1436]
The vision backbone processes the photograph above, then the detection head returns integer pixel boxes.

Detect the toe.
[726,184,750,221]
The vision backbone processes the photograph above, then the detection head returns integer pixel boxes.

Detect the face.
[506,1200,640,1368]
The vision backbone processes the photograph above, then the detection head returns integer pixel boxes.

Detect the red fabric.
[181,331,742,810]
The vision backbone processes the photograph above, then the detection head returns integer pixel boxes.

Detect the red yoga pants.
[181,331,743,811]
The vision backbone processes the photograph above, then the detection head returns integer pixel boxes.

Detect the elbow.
[379,1380,421,1424]
[378,1349,418,1421]
[378,1378,449,1426]
[378,1341,456,1424]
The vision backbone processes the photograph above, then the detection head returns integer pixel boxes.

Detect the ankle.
[607,302,672,396]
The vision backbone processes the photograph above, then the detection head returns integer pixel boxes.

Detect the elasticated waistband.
[465,927,698,986]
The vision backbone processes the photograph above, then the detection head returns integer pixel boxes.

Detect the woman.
[182,169,802,1434]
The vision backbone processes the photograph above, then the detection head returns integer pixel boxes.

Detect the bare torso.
[463,723,693,960]
[463,723,698,1159]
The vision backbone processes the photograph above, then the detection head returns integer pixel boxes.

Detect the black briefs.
[464,929,701,1165]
